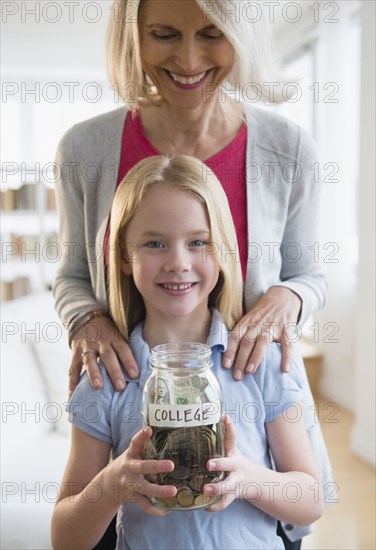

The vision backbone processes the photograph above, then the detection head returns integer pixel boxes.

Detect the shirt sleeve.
[253,343,305,424]
[66,364,115,444]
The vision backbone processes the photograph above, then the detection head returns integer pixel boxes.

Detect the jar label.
[148,402,221,428]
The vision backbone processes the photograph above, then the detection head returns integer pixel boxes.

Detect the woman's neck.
[142,308,212,349]
[139,96,243,159]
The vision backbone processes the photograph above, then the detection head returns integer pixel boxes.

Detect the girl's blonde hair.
[106,0,285,109]
[108,155,243,339]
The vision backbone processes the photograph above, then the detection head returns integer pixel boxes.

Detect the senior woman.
[54,1,330,547]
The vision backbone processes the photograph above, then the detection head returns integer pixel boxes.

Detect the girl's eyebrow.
[140,230,210,237]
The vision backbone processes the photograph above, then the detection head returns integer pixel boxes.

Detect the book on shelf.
[1,276,32,301]
[1,232,58,258]
[0,184,56,211]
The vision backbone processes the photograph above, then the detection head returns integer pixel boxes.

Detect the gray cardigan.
[53,104,332,540]
[54,103,327,327]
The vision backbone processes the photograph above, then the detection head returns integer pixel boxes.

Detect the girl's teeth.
[163,283,192,290]
[170,72,206,85]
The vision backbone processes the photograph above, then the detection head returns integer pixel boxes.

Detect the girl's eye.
[190,240,207,247]
[146,241,164,249]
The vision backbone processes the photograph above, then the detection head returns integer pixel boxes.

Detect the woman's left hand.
[222,286,302,380]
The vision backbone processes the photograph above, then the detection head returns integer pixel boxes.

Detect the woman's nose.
[163,247,191,272]
[174,39,203,73]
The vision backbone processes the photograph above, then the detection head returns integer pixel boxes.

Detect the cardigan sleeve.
[53,107,126,329]
[53,125,104,328]
[273,126,328,325]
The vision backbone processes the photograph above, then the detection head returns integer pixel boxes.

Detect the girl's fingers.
[130,458,175,476]
[136,494,172,517]
[140,480,177,499]
[128,427,153,455]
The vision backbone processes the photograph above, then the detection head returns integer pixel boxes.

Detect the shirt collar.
[127,309,229,388]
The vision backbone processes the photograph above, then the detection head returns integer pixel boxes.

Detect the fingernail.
[93,378,102,388]
[115,379,125,390]
[245,363,255,374]
[234,369,243,381]
[208,460,216,469]
[284,363,290,373]
[205,485,215,495]
[129,369,138,378]
[223,358,232,369]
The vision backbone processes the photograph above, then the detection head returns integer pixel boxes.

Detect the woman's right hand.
[69,315,139,397]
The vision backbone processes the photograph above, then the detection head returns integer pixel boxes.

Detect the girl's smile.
[120,183,220,329]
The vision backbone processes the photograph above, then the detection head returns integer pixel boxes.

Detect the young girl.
[51,156,323,550]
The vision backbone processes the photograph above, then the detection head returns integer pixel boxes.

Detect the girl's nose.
[174,39,203,73]
[163,247,191,273]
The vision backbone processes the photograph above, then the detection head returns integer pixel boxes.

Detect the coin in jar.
[189,474,205,492]
[176,487,194,507]
[154,496,177,509]
[194,493,217,507]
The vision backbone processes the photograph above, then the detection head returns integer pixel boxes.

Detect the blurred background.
[1,1,375,548]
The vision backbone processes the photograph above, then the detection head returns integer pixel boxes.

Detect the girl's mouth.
[158,282,198,294]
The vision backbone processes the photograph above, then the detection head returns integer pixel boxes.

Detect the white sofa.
[1,292,71,549]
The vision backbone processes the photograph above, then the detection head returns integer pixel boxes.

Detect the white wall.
[350,0,376,467]
[275,1,362,413]
[2,1,109,72]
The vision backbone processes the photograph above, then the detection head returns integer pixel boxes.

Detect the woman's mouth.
[164,69,211,89]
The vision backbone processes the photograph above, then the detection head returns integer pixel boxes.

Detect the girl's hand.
[114,426,177,516]
[222,286,302,380]
[69,315,138,397]
[203,416,248,512]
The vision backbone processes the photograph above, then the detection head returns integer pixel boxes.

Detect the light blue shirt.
[68,310,304,549]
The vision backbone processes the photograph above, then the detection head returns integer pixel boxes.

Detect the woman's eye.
[151,32,178,41]
[201,30,224,40]
[146,241,164,249]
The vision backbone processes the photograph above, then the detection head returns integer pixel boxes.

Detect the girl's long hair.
[108,155,243,339]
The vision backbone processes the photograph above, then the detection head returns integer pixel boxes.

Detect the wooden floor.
[302,399,376,549]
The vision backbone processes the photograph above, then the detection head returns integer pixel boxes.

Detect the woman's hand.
[222,286,302,380]
[113,426,177,516]
[69,315,138,397]
[203,416,249,512]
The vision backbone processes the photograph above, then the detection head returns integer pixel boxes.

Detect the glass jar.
[142,342,224,511]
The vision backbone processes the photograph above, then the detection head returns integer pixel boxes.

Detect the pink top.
[105,111,248,279]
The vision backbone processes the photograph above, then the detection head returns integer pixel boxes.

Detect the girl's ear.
[119,242,137,275]
[120,258,133,275]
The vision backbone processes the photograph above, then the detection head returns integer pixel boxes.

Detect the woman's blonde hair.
[106,0,285,109]
[108,155,243,339]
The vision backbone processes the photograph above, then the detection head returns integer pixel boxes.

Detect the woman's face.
[138,0,235,110]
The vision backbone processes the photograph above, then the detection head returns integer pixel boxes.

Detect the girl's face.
[138,0,235,110]
[121,184,220,323]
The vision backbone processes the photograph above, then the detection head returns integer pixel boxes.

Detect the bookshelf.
[0,182,58,301]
